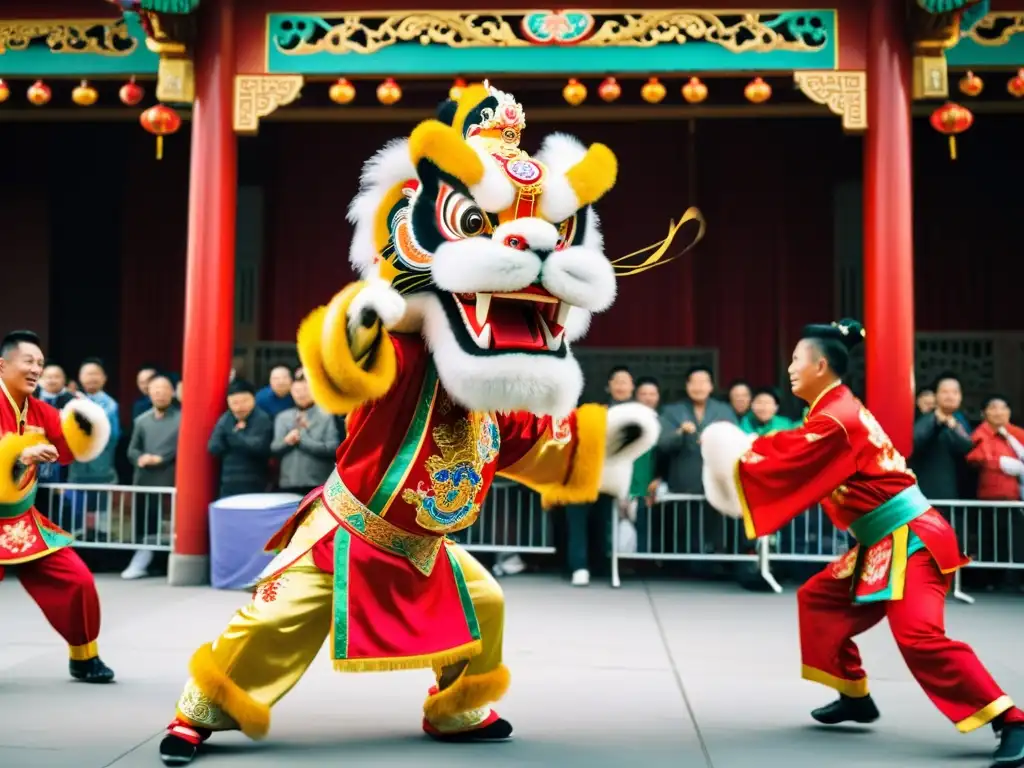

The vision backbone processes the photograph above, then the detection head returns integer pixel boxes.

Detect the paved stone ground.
[1,571,1021,768]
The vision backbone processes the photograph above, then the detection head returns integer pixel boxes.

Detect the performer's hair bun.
[800,318,865,377]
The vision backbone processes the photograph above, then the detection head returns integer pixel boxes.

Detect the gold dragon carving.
[233,74,305,135]
[0,18,138,56]
[963,12,1024,46]
[793,70,867,133]
[276,11,825,55]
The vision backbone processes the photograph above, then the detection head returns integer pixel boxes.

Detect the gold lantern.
[640,77,666,104]
[562,78,587,106]
[329,78,356,105]
[744,77,772,104]
[958,71,983,97]
[377,78,402,106]
[27,80,51,106]
[1008,69,1024,98]
[597,77,621,103]
[681,77,708,104]
[72,80,99,107]
[0,79,9,104]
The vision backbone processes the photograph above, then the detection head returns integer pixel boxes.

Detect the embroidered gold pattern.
[323,474,444,576]
[402,414,500,534]
[0,519,38,554]
[859,408,914,477]
[831,484,849,505]
[178,680,236,729]
[428,704,492,733]
[830,546,858,579]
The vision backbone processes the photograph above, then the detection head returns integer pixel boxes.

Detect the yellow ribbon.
[611,207,707,277]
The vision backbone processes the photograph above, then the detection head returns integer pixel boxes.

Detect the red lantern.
[0,79,9,104]
[681,77,708,104]
[140,104,182,161]
[1008,69,1024,98]
[958,71,983,97]
[744,77,771,104]
[597,77,621,103]
[562,78,587,106]
[27,80,51,106]
[120,76,145,106]
[376,78,402,106]
[449,77,466,102]
[929,102,973,160]
[72,80,98,107]
[329,78,355,105]
[640,77,666,104]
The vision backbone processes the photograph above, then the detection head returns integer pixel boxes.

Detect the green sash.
[0,485,37,519]
[848,485,930,546]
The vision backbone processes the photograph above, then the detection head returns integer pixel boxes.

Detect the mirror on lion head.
[345,82,703,418]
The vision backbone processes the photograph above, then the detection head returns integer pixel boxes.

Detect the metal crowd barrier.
[610,493,1024,602]
[37,482,177,552]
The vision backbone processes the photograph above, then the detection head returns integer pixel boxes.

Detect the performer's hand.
[284,429,301,446]
[234,420,247,432]
[20,443,59,465]
[679,421,697,435]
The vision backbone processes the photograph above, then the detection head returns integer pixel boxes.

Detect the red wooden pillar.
[864,0,915,457]
[170,0,237,585]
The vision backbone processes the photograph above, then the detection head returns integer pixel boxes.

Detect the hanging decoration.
[957,71,983,97]
[0,79,9,104]
[640,77,666,104]
[72,80,99,107]
[119,76,145,106]
[929,101,973,160]
[329,78,356,105]
[681,77,708,104]
[377,77,402,105]
[27,80,51,106]
[562,78,587,106]
[449,78,466,101]
[596,77,621,103]
[744,77,772,104]
[140,103,182,161]
[1008,69,1024,98]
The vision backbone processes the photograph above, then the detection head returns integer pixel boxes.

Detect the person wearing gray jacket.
[656,366,738,556]
[271,377,340,496]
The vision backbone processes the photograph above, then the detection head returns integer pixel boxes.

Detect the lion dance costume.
[159,82,674,764]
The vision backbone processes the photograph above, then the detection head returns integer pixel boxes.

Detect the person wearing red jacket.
[700,319,1024,768]
[968,396,1024,501]
[0,330,115,683]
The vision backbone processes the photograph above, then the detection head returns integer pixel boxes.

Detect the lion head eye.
[437,185,491,241]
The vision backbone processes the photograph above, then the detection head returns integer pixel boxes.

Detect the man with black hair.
[911,371,974,501]
[208,379,273,498]
[0,330,115,682]
[700,319,1024,768]
[68,356,121,487]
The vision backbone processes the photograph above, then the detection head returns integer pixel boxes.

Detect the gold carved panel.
[233,74,304,135]
[0,18,138,55]
[793,71,866,133]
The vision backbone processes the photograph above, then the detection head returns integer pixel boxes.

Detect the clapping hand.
[284,429,301,446]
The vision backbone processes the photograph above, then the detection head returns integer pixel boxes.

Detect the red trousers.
[798,551,1024,733]
[1,547,102,659]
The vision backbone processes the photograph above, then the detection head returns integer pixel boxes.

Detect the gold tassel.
[611,207,707,277]
[156,135,164,161]
[948,135,957,161]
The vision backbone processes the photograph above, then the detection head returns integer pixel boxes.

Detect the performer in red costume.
[700,319,1024,768]
[0,330,115,683]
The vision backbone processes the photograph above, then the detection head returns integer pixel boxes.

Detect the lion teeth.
[556,301,571,327]
[539,316,565,352]
[475,293,491,325]
[475,324,492,349]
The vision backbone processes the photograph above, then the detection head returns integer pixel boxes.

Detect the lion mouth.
[451,285,570,352]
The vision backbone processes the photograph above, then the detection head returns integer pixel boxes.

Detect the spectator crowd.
[32,353,1024,592]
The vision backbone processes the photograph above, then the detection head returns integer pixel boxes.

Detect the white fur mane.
[347,137,415,277]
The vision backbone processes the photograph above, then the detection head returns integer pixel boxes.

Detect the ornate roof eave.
[908,0,990,100]
[107,1,196,102]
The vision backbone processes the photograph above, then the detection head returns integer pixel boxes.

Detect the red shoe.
[423,708,513,742]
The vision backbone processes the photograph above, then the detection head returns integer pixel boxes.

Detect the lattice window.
[915,335,996,417]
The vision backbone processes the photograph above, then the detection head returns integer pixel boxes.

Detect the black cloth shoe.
[993,724,1024,767]
[811,694,880,725]
[160,734,199,766]
[69,657,115,683]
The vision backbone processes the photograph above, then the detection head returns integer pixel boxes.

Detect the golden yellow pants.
[175,544,506,736]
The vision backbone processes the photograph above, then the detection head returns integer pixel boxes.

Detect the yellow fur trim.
[408,120,485,186]
[540,404,608,508]
[955,694,1014,733]
[565,143,618,208]
[332,640,482,673]
[423,664,511,721]
[734,460,758,540]
[450,83,493,136]
[373,180,409,255]
[0,432,44,503]
[188,643,270,740]
[297,284,397,416]
[69,640,98,661]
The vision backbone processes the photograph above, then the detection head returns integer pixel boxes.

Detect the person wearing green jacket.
[739,387,799,436]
